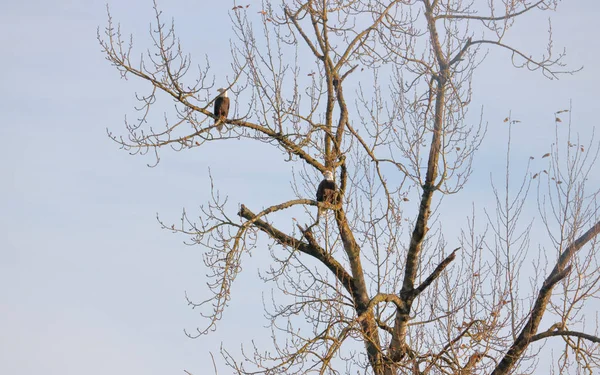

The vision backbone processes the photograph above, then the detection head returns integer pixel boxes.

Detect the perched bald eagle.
[317,171,337,210]
[214,88,230,131]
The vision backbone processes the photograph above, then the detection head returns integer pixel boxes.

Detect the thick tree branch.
[393,4,449,360]
[334,206,385,373]
[492,220,600,375]
[532,330,600,344]
[284,6,323,60]
[414,247,460,296]
[364,293,405,313]
[238,204,355,298]
[448,37,472,67]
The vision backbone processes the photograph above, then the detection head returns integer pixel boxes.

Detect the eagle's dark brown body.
[214,89,230,131]
[317,179,336,204]
[313,172,337,224]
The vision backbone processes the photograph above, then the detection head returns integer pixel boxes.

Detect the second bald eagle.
[317,171,337,207]
[214,88,230,131]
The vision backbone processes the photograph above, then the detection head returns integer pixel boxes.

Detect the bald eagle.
[317,171,337,212]
[214,88,230,131]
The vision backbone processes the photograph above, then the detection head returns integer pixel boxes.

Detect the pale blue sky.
[1,1,599,374]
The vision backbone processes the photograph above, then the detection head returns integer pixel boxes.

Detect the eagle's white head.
[324,171,334,181]
[217,88,228,98]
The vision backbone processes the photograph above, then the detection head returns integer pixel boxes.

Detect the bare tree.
[99,0,600,374]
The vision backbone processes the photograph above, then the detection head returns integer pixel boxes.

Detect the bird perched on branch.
[304,170,337,229]
[317,170,337,210]
[214,88,230,131]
